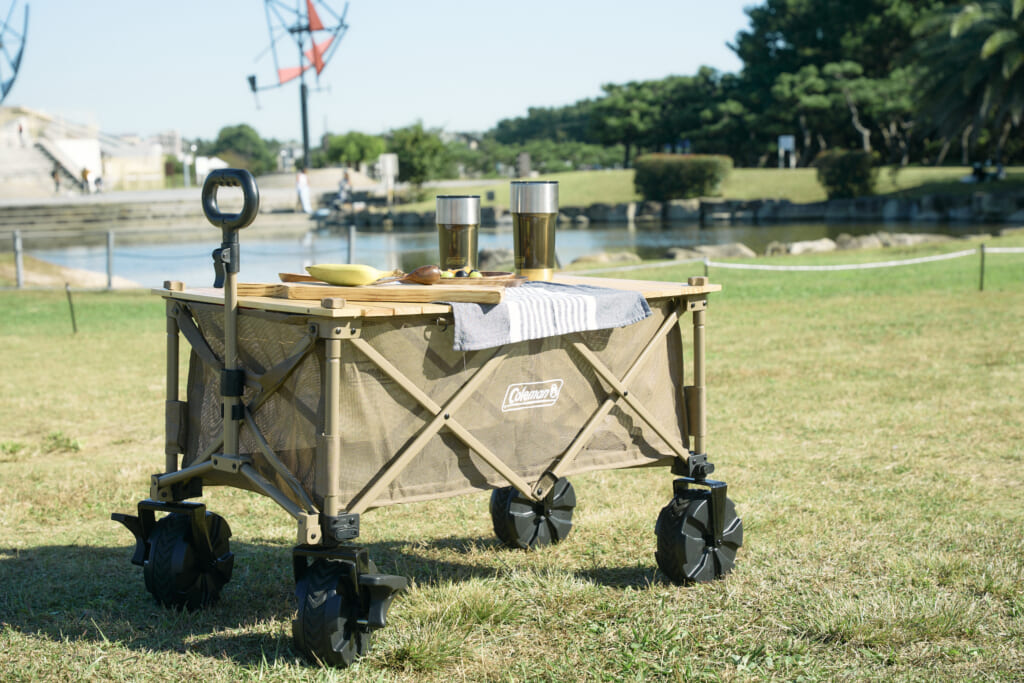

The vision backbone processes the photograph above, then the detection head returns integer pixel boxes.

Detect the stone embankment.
[5,182,1024,250]
[332,189,1024,230]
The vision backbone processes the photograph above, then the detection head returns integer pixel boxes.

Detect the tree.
[211,124,278,175]
[770,65,834,163]
[591,81,660,167]
[729,0,956,164]
[913,0,1024,162]
[324,132,386,167]
[386,122,451,187]
[492,100,599,145]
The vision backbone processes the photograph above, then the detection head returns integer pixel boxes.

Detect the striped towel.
[445,281,651,352]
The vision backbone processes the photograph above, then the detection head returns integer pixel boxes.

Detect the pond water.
[33,220,997,288]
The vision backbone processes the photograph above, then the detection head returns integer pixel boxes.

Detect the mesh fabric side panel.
[184,299,686,509]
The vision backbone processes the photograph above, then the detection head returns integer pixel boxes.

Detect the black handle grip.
[202,169,260,231]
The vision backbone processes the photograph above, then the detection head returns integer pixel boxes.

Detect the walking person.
[296,166,312,214]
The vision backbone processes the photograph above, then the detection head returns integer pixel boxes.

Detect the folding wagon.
[111,170,743,667]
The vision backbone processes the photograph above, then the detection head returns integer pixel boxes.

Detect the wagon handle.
[200,169,259,460]
[203,169,259,288]
[202,168,260,232]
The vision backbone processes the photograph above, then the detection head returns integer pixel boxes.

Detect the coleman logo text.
[501,380,564,412]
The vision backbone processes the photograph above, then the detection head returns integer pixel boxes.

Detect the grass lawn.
[1,233,1023,680]
[401,166,1024,211]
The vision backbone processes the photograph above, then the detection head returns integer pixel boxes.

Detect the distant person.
[94,176,103,193]
[335,170,351,209]
[51,165,60,193]
[81,167,91,194]
[296,167,312,214]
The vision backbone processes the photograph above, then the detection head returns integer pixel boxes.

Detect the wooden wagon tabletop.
[156,274,720,319]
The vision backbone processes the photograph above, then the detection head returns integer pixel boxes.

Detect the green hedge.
[814,149,878,199]
[633,154,733,201]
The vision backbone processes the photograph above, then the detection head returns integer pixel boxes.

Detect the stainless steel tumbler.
[510,181,558,281]
[436,195,480,272]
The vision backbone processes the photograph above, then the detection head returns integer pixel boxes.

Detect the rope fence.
[705,248,977,271]
[575,244,1021,292]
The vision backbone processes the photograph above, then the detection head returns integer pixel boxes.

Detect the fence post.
[13,230,24,289]
[65,283,78,333]
[979,243,986,292]
[347,224,356,265]
[106,230,114,290]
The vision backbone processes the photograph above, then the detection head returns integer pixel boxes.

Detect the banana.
[305,264,398,286]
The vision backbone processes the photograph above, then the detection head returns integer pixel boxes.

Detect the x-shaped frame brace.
[343,338,540,515]
[341,296,698,514]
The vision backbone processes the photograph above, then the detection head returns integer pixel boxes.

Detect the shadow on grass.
[371,535,663,589]
[0,534,662,665]
[0,542,300,666]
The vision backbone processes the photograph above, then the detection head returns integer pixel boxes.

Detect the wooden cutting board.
[237,282,506,304]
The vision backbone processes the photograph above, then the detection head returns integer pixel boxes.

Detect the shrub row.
[814,149,878,199]
[633,154,733,201]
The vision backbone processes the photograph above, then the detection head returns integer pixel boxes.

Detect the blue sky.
[7,0,752,142]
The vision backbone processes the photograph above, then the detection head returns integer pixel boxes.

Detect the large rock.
[836,233,884,250]
[571,251,642,266]
[586,203,634,222]
[638,201,662,219]
[674,242,757,259]
[773,201,828,222]
[478,248,514,271]
[395,211,422,227]
[666,247,702,260]
[754,199,792,222]
[882,199,917,222]
[666,199,701,222]
[876,232,952,247]
[700,199,732,222]
[788,237,837,255]
[586,203,613,222]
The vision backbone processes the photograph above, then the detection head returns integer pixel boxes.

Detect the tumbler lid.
[436,195,480,224]
[510,181,558,213]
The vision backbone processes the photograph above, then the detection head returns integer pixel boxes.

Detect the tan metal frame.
[153,280,712,546]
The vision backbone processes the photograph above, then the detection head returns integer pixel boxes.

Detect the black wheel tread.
[489,479,576,550]
[655,494,742,584]
[143,511,232,610]
[293,558,370,668]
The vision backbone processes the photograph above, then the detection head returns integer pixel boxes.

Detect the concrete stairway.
[0,189,318,250]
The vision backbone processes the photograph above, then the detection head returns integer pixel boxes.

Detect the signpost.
[778,135,796,169]
[378,153,399,209]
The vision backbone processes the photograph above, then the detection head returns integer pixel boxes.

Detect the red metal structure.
[248,0,349,168]
[0,1,28,104]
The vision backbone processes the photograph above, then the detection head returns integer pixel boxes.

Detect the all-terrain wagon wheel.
[655,492,742,584]
[143,511,233,609]
[293,558,375,667]
[490,477,576,549]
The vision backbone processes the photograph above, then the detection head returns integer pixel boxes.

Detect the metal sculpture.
[0,1,28,104]
[248,0,349,169]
